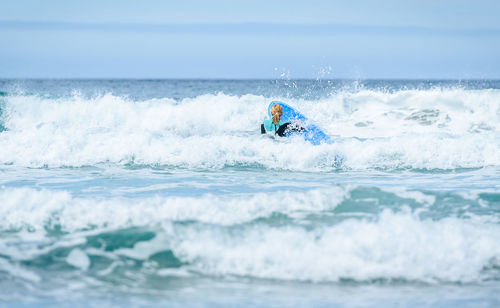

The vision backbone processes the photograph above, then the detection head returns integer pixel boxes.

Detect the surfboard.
[268,101,333,145]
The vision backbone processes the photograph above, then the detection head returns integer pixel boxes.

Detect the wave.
[0,186,349,232]
[1,187,499,284]
[164,211,500,283]
[1,186,497,233]
[0,89,498,170]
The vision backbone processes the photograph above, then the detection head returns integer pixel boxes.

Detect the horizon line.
[1,20,500,37]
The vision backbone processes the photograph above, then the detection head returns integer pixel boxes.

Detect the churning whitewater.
[0,87,498,170]
[1,186,499,283]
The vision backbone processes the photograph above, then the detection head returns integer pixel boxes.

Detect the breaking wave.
[0,88,498,171]
[1,186,499,284]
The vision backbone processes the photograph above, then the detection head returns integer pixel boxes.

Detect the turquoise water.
[0,79,499,307]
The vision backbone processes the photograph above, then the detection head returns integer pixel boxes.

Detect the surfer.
[261,104,304,137]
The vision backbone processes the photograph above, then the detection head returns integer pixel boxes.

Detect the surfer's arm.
[276,123,291,137]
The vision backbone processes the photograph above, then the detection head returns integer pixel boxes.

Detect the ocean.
[0,79,499,307]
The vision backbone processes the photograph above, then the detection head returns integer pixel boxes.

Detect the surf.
[1,185,499,284]
[0,88,498,171]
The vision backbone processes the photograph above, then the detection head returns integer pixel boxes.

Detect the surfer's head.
[270,104,283,125]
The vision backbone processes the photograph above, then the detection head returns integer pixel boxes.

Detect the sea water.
[0,79,499,307]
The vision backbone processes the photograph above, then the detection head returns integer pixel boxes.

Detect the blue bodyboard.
[268,101,333,145]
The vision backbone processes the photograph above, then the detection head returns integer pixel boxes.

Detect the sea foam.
[0,89,498,170]
[0,186,348,232]
[0,187,499,283]
[165,209,500,283]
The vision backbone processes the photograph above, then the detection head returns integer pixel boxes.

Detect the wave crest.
[0,89,498,170]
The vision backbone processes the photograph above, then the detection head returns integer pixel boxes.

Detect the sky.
[1,0,500,79]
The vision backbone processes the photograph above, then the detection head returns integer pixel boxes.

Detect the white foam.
[0,186,348,233]
[0,89,498,170]
[66,248,90,271]
[96,261,122,276]
[1,186,498,283]
[165,209,500,283]
[384,188,436,206]
[114,232,169,260]
[156,268,193,278]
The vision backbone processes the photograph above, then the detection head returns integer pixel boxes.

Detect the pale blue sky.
[1,0,499,78]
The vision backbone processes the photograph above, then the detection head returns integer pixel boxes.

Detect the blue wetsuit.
[262,119,287,134]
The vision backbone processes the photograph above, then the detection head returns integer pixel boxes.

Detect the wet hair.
[270,104,283,125]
